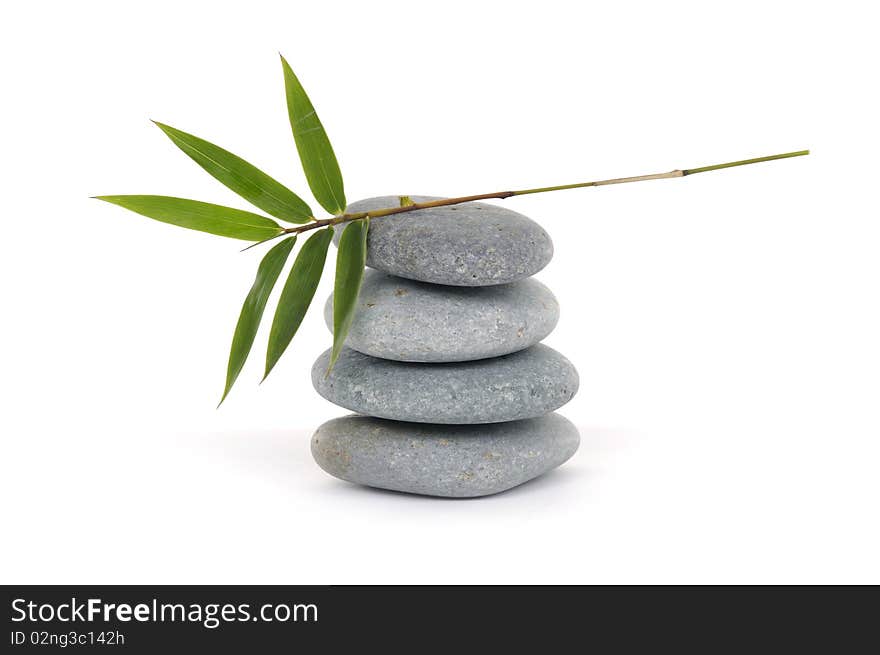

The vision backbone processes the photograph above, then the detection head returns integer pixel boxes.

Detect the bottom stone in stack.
[311,413,579,498]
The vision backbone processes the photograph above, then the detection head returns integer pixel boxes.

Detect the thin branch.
[240,230,289,252]
[682,150,809,175]
[252,150,808,243]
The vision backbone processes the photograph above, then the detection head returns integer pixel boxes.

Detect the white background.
[1,1,877,584]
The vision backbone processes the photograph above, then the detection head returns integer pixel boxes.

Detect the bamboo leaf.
[280,55,346,215]
[328,219,369,373]
[95,195,283,241]
[152,121,313,224]
[220,237,297,405]
[264,227,335,379]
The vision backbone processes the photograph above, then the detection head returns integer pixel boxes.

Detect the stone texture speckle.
[323,269,559,362]
[311,344,578,424]
[311,413,580,497]
[334,196,553,286]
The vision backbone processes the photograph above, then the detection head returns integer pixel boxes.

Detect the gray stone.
[311,413,580,497]
[334,196,553,286]
[323,269,559,362]
[311,344,578,424]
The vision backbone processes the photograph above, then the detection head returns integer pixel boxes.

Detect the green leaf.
[152,121,313,224]
[95,195,283,241]
[329,219,369,373]
[220,237,297,405]
[280,55,346,215]
[264,227,335,379]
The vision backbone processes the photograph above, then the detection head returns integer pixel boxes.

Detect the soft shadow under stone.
[312,344,579,424]
[334,196,553,286]
[311,413,580,497]
[323,269,559,362]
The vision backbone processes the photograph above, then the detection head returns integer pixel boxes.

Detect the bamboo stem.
[244,149,808,248]
[682,150,809,175]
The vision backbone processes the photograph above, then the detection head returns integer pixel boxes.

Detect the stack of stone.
[310,196,579,497]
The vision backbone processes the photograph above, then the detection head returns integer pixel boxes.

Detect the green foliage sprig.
[95,55,808,404]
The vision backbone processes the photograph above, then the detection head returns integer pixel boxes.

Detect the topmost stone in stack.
[334,196,554,286]
[311,196,579,497]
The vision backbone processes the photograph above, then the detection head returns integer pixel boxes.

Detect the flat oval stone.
[311,413,580,497]
[311,343,578,424]
[334,196,553,286]
[322,270,559,362]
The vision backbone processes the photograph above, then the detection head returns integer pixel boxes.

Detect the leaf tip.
[262,355,279,384]
[217,376,235,407]
[324,349,340,379]
[151,120,179,140]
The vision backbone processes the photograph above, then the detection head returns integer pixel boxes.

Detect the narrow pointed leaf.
[329,219,369,373]
[153,121,313,224]
[95,195,282,241]
[264,227,335,379]
[220,237,297,405]
[280,55,346,215]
